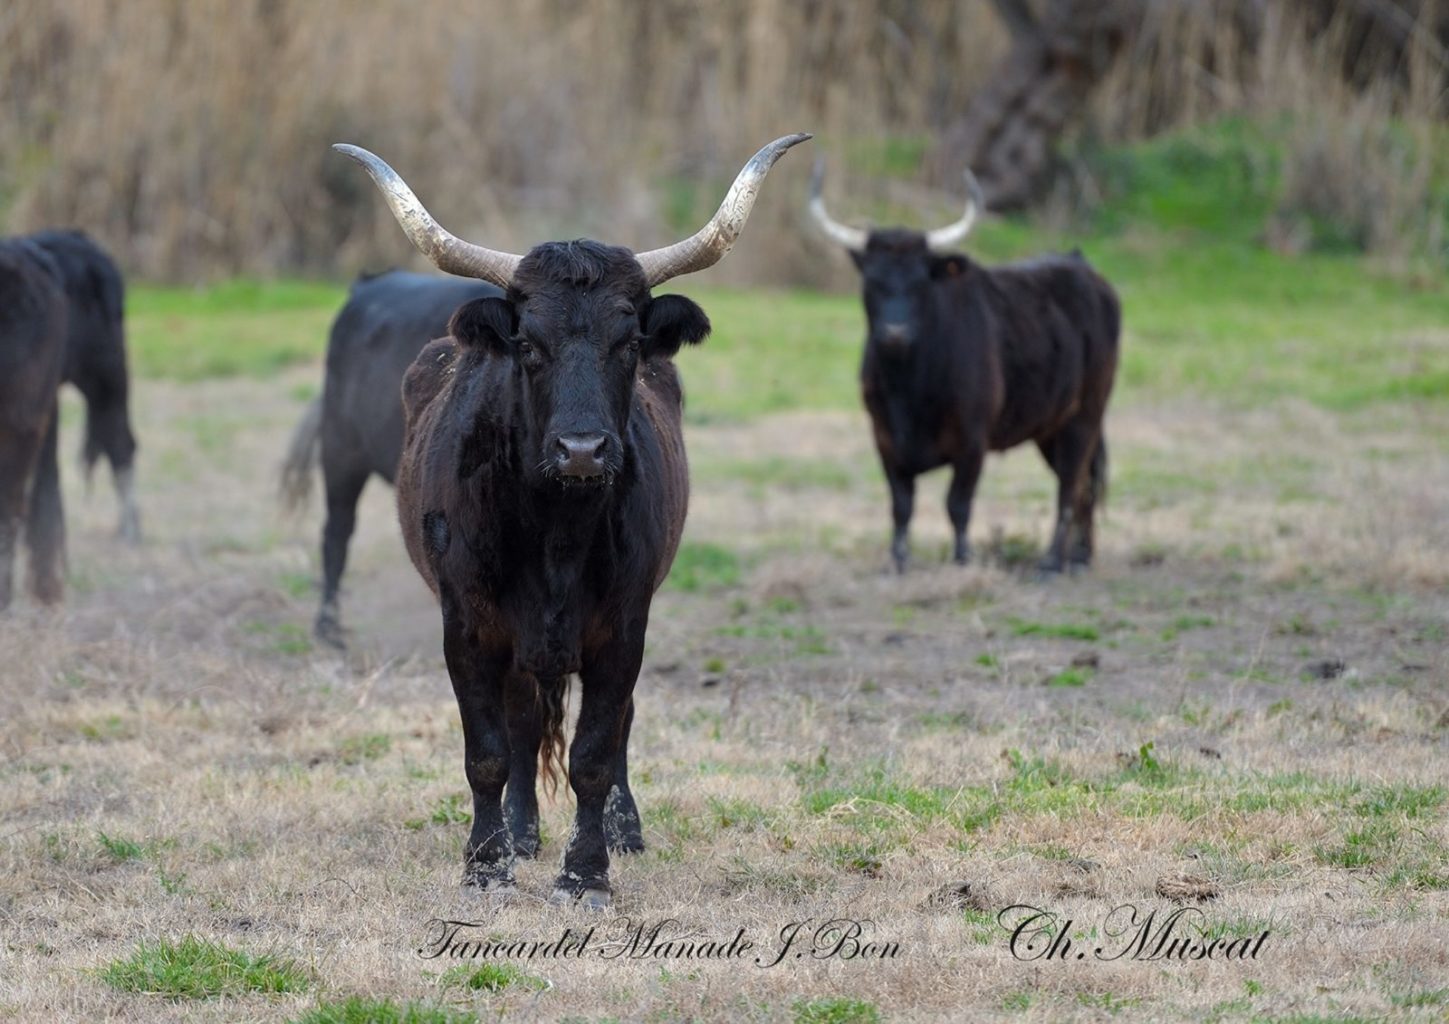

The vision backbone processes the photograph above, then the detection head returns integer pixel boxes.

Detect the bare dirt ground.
[2,372,1447,1023]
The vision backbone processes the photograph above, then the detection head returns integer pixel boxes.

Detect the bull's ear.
[642,294,711,359]
[449,296,517,354]
[929,254,969,280]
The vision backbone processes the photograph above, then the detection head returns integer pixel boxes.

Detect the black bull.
[0,239,67,610]
[279,271,501,647]
[336,133,808,907]
[810,167,1121,573]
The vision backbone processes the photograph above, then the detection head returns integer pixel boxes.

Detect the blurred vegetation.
[128,119,1448,413]
[1,1,1444,284]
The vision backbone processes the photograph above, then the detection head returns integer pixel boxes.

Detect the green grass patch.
[101,936,308,999]
[665,542,741,592]
[792,996,881,1024]
[405,793,470,831]
[1046,667,1092,687]
[337,733,392,765]
[96,831,147,862]
[1008,618,1100,641]
[438,963,547,994]
[289,997,476,1024]
[129,279,342,381]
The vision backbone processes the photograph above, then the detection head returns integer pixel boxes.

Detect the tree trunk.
[929,0,1133,208]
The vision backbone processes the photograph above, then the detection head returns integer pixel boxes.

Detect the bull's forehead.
[513,239,648,299]
[865,228,929,257]
[519,284,639,335]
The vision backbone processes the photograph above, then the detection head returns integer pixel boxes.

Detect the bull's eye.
[517,339,544,370]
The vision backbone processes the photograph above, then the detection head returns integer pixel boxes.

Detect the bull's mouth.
[540,464,619,489]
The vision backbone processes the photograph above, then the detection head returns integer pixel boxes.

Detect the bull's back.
[0,242,67,429]
[322,273,499,481]
[26,231,125,389]
[986,254,1120,447]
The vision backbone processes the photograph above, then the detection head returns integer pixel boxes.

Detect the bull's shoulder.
[401,336,460,424]
[636,358,685,415]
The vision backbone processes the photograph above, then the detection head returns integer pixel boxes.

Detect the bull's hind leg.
[554,620,647,909]
[24,403,64,604]
[316,458,368,648]
[945,441,986,565]
[1069,436,1107,569]
[1036,421,1098,575]
[0,428,44,611]
[604,697,645,854]
[441,593,516,891]
[78,377,140,543]
[504,669,546,859]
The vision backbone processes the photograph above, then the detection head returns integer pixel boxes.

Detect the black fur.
[26,230,140,542]
[848,230,1120,572]
[283,270,503,646]
[0,238,68,608]
[397,240,704,899]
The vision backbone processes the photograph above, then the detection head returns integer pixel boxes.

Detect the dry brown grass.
[1,368,1447,1022]
[2,1,1442,282]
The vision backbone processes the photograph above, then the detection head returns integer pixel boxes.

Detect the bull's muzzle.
[554,433,610,480]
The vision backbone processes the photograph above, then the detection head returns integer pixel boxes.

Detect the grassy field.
[3,127,1449,1023]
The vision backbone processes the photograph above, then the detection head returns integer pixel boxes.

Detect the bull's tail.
[537,675,571,800]
[279,397,323,515]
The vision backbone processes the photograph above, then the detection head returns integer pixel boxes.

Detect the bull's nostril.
[555,433,609,478]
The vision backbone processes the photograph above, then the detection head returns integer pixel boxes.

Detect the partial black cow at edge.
[279,271,501,647]
[336,131,809,908]
[0,230,139,612]
[808,161,1121,575]
[28,230,141,545]
[0,238,68,610]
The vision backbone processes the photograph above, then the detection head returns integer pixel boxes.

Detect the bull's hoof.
[953,546,971,567]
[607,834,645,855]
[314,614,347,650]
[117,513,142,546]
[550,886,611,911]
[462,868,517,894]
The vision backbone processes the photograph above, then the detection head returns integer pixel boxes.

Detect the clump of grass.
[96,831,146,862]
[666,542,741,592]
[290,997,476,1024]
[438,963,547,994]
[405,794,470,831]
[1008,618,1100,641]
[793,996,881,1024]
[100,936,308,999]
[338,733,391,765]
[1354,785,1445,820]
[1046,667,1091,687]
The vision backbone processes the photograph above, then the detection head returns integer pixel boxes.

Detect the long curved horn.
[333,144,522,287]
[925,168,985,252]
[635,133,812,287]
[807,158,868,251]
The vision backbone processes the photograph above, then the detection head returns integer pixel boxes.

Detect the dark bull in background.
[809,161,1121,574]
[279,271,501,647]
[337,132,810,908]
[0,230,139,612]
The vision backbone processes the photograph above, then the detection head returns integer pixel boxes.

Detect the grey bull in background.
[280,271,501,647]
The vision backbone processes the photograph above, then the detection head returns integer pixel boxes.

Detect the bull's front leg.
[440,589,515,891]
[503,668,545,858]
[883,463,916,573]
[604,697,645,854]
[552,615,647,909]
[946,440,986,566]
